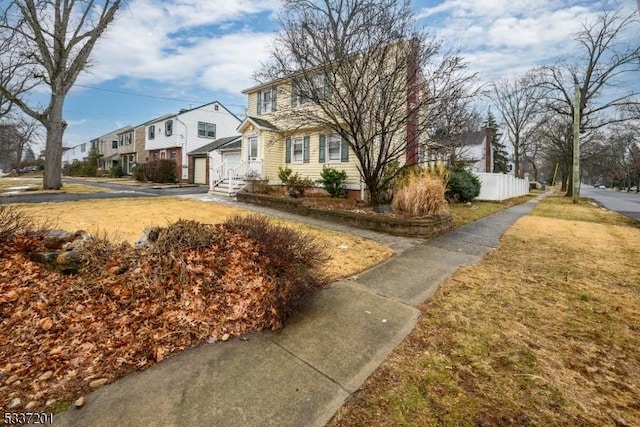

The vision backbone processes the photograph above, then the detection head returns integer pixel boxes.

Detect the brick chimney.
[485,127,493,172]
[405,38,419,166]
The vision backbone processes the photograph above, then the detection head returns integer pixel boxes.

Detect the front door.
[193,157,207,184]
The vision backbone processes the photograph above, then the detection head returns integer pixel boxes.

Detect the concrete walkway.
[54,197,541,427]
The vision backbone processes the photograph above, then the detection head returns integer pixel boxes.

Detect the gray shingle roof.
[188,135,241,155]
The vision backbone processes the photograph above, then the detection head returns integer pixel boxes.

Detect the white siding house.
[62,142,90,165]
[145,101,241,180]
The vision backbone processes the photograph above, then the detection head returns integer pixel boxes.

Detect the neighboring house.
[145,101,241,181]
[61,141,91,166]
[91,126,132,170]
[134,114,173,166]
[188,135,241,185]
[115,126,136,175]
[423,128,494,174]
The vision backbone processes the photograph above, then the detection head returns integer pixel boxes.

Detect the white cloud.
[78,0,278,95]
[418,0,632,80]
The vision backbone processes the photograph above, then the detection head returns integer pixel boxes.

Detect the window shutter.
[341,138,349,162]
[272,88,277,112]
[303,136,310,163]
[318,134,326,163]
[285,137,291,163]
[257,92,262,115]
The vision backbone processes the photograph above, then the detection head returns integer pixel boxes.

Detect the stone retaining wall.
[236,192,453,238]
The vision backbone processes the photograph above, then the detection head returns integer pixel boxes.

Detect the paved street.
[581,185,640,221]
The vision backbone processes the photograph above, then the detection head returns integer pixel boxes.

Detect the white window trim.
[327,134,342,163]
[292,136,304,164]
[259,87,277,114]
[198,121,216,139]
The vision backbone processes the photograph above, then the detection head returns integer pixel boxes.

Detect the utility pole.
[572,83,581,204]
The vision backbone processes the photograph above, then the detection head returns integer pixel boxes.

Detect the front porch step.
[209,179,246,197]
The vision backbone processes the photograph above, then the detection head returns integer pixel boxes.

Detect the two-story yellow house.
[209,39,425,200]
[209,77,362,197]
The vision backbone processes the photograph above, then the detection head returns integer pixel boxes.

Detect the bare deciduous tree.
[538,9,640,196]
[490,71,548,178]
[258,0,475,205]
[0,0,121,189]
[0,116,41,172]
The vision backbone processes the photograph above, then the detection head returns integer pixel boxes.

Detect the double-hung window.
[290,80,310,107]
[285,136,310,164]
[257,87,277,114]
[327,134,342,162]
[292,137,304,163]
[148,125,155,140]
[165,120,173,136]
[291,76,329,107]
[112,140,118,149]
[198,122,216,139]
[319,133,349,163]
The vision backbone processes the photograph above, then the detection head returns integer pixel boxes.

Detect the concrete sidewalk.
[54,198,540,427]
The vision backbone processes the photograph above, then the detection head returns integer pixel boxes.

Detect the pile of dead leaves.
[0,216,328,413]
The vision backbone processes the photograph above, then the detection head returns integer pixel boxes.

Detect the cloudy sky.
[61,0,636,146]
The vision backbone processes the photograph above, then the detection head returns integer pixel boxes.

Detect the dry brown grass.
[15,197,392,282]
[449,194,536,228]
[329,197,640,426]
[0,177,108,195]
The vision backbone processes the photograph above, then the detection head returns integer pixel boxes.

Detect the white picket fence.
[475,173,530,201]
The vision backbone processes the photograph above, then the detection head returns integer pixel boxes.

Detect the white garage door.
[225,152,241,169]
[194,157,207,184]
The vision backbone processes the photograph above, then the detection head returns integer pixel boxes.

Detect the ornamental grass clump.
[391,168,449,217]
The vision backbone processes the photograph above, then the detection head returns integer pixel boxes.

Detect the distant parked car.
[598,185,607,189]
[24,166,38,173]
[630,186,637,192]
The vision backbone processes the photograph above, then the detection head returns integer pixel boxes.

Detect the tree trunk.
[531,161,538,182]
[43,96,65,190]
[566,170,573,197]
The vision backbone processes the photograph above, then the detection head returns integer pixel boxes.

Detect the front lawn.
[449,194,537,228]
[329,196,640,426]
[0,177,108,196]
[15,197,392,282]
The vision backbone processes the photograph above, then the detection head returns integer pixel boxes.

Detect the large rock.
[56,251,82,274]
[43,229,76,250]
[28,252,59,264]
[62,230,93,251]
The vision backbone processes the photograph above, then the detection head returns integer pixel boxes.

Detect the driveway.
[581,185,640,221]
[0,177,208,204]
